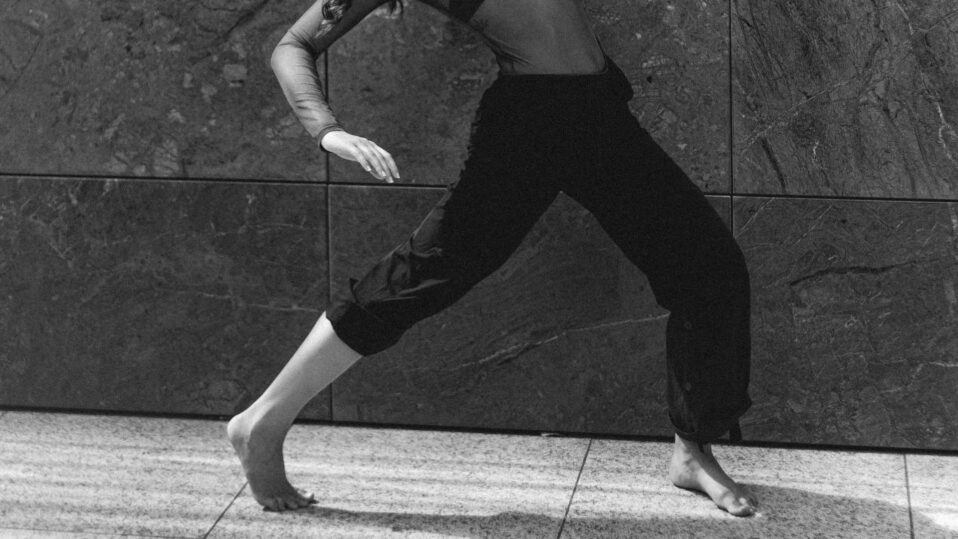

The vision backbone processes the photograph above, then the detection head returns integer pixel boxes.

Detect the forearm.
[271,0,388,149]
[270,41,345,147]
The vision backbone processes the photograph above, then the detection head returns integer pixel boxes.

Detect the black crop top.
[271,0,605,149]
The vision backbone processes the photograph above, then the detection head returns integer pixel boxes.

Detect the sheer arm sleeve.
[270,0,390,150]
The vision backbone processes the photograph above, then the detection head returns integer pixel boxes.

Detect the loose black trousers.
[327,55,752,443]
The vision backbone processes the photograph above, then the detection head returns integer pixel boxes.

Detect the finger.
[358,142,392,182]
[351,148,377,177]
[378,147,400,180]
[354,144,386,180]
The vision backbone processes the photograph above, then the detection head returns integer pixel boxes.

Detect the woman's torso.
[416,0,607,75]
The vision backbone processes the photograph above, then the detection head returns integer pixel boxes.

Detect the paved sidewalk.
[0,410,956,538]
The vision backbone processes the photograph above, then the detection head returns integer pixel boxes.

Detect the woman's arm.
[272,0,400,182]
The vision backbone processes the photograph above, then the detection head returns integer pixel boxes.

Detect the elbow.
[271,31,318,73]
[270,40,295,74]
[269,45,286,75]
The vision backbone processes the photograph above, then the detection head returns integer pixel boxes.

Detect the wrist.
[317,126,346,152]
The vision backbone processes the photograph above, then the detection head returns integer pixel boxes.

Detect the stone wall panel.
[0,177,330,419]
[732,0,958,197]
[736,196,958,449]
[0,0,325,181]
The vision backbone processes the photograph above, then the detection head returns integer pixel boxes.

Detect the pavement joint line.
[556,438,593,539]
[202,481,248,538]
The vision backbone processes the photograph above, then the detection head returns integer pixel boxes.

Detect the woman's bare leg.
[227,312,362,511]
[669,434,759,516]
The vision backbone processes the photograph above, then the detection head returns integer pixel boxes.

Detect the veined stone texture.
[737,197,958,449]
[327,185,730,435]
[0,0,326,181]
[733,0,958,197]
[328,1,497,185]
[330,0,729,191]
[0,177,330,419]
[584,0,730,192]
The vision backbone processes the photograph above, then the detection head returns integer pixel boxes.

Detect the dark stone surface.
[329,0,729,192]
[327,2,497,185]
[0,0,325,181]
[583,0,730,192]
[0,177,330,419]
[327,184,730,434]
[736,196,958,450]
[732,0,958,198]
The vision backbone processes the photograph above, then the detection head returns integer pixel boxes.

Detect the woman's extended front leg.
[227,312,362,511]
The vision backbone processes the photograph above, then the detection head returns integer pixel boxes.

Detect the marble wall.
[731,0,958,449]
[0,0,326,180]
[733,0,958,198]
[0,177,331,418]
[1,0,956,450]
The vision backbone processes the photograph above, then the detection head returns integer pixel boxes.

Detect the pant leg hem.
[670,396,752,445]
[326,295,405,357]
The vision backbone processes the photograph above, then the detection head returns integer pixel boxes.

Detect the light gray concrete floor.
[0,410,956,538]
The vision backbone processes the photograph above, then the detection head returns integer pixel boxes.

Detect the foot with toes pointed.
[228,409,317,512]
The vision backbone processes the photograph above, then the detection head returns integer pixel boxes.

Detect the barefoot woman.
[229,0,758,516]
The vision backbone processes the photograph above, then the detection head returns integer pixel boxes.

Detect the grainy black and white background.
[1,0,957,452]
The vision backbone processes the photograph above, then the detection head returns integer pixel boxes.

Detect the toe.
[279,496,298,511]
[261,497,281,512]
[295,488,317,506]
[729,498,755,517]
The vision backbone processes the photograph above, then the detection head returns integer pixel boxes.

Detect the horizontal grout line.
[0,172,449,191]
[3,404,957,457]
[727,190,958,205]
[0,172,324,188]
[1,173,956,203]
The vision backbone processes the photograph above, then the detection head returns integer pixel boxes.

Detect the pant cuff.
[670,397,752,444]
[326,288,405,357]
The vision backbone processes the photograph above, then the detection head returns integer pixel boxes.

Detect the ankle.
[674,434,712,457]
[238,401,294,435]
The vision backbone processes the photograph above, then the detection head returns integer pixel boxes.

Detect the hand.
[321,131,401,183]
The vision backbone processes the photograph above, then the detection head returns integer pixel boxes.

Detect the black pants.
[327,55,752,443]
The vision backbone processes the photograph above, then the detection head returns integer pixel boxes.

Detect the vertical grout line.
[202,482,247,538]
[727,0,735,231]
[556,439,593,539]
[903,454,916,538]
[324,50,336,422]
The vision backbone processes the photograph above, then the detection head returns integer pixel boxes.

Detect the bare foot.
[227,409,317,512]
[668,434,758,517]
